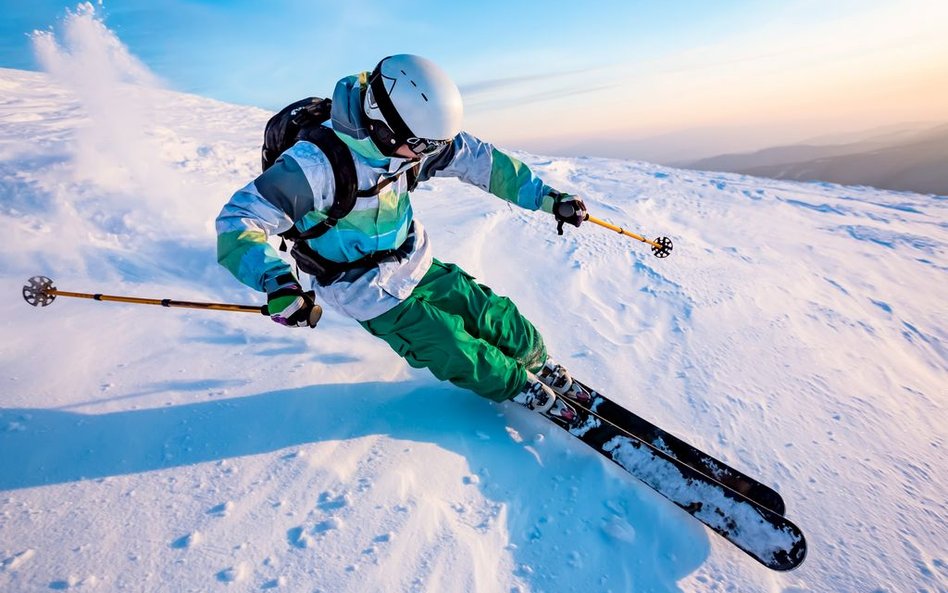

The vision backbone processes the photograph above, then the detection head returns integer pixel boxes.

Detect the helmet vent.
[421,93,429,102]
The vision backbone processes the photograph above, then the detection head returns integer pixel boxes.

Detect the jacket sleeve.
[215,145,333,292]
[417,131,558,213]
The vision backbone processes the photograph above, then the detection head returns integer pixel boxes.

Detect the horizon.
[3,1,947,163]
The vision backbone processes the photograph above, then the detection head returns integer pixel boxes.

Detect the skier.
[216,54,588,419]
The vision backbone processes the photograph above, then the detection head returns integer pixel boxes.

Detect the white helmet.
[363,54,463,156]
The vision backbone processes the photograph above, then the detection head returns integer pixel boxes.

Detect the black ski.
[540,398,807,571]
[567,380,786,515]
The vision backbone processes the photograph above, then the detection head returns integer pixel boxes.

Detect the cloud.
[460,66,603,96]
[460,63,618,115]
[467,83,617,113]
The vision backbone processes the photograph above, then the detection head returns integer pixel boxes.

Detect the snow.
[1,8,947,593]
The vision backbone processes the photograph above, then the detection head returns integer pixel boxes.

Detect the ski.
[567,380,786,515]
[540,399,807,571]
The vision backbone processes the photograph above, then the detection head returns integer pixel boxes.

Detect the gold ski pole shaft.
[23,276,269,315]
[49,289,266,313]
[584,215,674,258]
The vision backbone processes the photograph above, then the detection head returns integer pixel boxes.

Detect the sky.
[3,0,948,162]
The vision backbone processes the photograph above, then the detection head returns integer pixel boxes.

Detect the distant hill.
[683,123,948,195]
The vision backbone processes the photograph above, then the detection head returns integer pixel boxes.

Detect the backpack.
[261,97,419,243]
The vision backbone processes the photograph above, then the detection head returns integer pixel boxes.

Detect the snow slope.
[1,12,946,593]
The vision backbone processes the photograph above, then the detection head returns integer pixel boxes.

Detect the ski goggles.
[366,115,449,157]
[405,135,450,156]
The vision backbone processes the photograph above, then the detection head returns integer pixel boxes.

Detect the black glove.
[551,192,587,235]
[266,273,322,328]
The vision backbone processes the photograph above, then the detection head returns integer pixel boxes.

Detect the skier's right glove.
[266,273,322,328]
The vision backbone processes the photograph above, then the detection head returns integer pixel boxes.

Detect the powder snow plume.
[29,3,189,226]
[13,3,267,285]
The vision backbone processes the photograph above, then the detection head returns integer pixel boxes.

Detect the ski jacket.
[216,72,560,321]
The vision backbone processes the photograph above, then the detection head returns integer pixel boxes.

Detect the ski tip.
[758,491,786,517]
[767,532,808,571]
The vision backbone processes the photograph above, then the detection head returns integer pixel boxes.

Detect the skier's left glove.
[266,273,322,328]
[551,192,587,235]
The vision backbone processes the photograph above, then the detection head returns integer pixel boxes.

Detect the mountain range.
[681,122,948,195]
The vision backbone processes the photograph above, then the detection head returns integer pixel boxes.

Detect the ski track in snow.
[1,12,947,593]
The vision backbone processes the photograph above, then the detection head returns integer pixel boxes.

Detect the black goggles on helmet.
[366,117,449,157]
[365,67,450,157]
[405,135,450,156]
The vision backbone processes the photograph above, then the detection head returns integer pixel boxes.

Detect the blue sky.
[4,1,948,161]
[2,0,745,107]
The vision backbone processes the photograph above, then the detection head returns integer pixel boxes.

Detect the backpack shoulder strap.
[406,163,420,192]
[292,126,358,242]
[262,97,331,172]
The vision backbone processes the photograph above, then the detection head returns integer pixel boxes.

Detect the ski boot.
[537,359,592,405]
[513,373,578,423]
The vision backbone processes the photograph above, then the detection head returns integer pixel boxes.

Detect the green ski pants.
[360,259,547,402]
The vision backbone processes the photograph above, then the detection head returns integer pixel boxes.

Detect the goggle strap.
[369,64,415,145]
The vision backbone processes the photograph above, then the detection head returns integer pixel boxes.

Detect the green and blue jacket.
[216,73,560,321]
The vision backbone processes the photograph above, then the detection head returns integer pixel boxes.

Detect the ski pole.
[21,276,320,321]
[584,215,674,258]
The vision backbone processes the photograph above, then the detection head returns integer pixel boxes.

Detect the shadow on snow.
[0,381,708,591]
